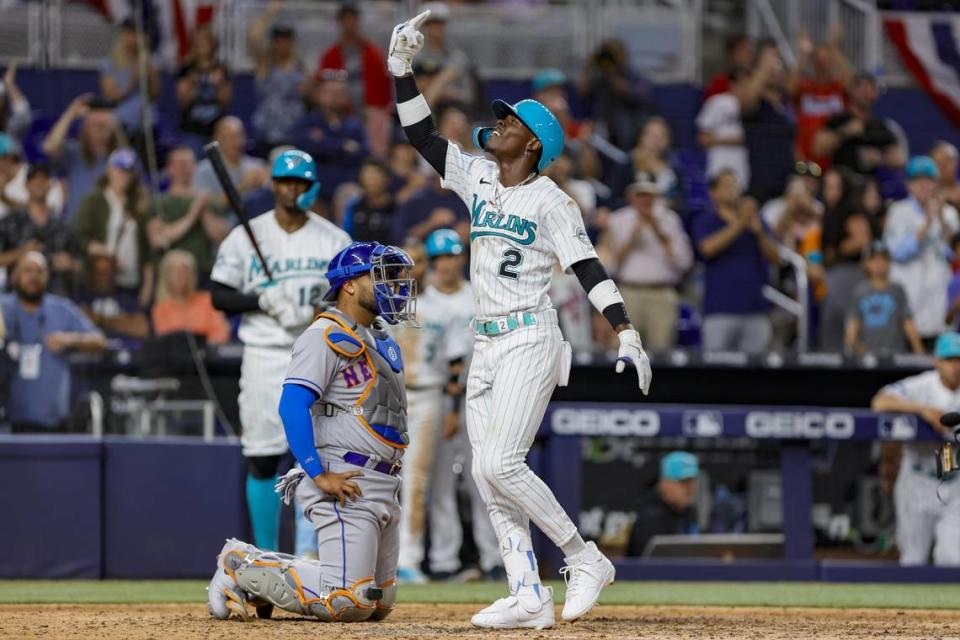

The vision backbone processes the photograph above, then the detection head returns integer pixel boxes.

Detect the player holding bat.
[210,148,351,557]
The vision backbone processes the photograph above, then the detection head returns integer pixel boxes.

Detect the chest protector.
[320,312,408,446]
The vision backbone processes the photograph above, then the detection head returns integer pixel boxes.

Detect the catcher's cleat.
[559,542,615,621]
[207,538,255,620]
[471,585,555,629]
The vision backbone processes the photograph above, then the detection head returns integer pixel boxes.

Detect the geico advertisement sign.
[745,411,855,439]
[551,408,660,436]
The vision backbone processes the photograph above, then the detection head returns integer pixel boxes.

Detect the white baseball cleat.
[471,585,555,629]
[559,542,616,621]
[207,538,254,620]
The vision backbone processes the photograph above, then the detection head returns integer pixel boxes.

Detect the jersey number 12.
[498,249,523,280]
[298,285,322,307]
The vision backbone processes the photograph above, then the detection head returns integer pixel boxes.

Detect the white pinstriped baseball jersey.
[440,143,598,319]
[881,370,960,473]
[211,211,351,348]
[391,283,474,388]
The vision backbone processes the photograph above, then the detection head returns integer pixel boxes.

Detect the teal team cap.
[661,451,699,481]
[935,332,960,359]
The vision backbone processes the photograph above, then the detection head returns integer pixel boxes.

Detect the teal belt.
[473,312,537,337]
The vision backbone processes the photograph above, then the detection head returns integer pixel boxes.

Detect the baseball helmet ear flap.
[273,148,321,211]
[473,126,494,151]
[296,182,320,211]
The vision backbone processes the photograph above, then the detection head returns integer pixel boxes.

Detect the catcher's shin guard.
[327,577,379,622]
[368,579,397,621]
[234,551,378,622]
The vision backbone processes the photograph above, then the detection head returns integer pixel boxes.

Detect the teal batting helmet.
[472,99,564,173]
[425,228,464,258]
[272,149,321,210]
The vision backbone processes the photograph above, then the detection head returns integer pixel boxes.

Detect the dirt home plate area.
[3,604,960,640]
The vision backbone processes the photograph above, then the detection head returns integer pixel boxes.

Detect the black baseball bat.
[203,141,273,282]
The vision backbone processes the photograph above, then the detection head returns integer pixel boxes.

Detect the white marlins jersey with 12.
[211,211,352,348]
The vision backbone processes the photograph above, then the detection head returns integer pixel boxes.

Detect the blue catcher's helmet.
[323,241,417,325]
[271,149,321,211]
[425,228,464,258]
[472,98,564,173]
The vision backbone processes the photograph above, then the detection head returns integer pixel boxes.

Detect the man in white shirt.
[696,68,750,189]
[603,173,693,350]
[884,156,960,347]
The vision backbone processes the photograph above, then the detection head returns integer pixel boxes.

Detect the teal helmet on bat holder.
[472,98,564,173]
[272,149,321,211]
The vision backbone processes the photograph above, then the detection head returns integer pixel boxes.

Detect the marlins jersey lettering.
[211,211,351,347]
[440,143,598,318]
[392,283,474,388]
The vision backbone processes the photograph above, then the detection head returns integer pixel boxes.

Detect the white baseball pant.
[429,424,502,574]
[465,311,579,556]
[238,345,291,458]
[398,386,445,570]
[895,466,960,566]
[240,344,316,555]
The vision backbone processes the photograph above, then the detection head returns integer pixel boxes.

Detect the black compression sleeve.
[571,258,607,291]
[394,75,449,176]
[570,258,631,330]
[602,302,630,330]
[211,281,261,314]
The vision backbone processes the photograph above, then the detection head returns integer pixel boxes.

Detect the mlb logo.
[683,411,723,437]
[878,415,916,440]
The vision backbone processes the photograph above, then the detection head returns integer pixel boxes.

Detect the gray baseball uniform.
[227,308,409,622]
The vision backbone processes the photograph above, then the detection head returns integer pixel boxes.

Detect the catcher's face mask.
[371,245,418,326]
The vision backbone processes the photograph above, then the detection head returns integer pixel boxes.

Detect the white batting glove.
[615,329,652,395]
[387,10,430,77]
[259,285,314,330]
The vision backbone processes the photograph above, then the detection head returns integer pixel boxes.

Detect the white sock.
[561,532,587,558]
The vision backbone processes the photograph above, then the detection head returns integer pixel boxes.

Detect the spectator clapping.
[72,149,154,308]
[248,0,306,156]
[176,26,233,156]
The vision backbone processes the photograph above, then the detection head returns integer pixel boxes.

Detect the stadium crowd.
[0,1,955,431]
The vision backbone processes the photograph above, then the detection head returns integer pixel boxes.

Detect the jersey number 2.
[498,249,523,280]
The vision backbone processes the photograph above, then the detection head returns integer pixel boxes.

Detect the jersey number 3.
[498,249,523,280]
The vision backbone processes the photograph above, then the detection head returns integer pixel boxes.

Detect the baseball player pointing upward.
[389,11,652,629]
